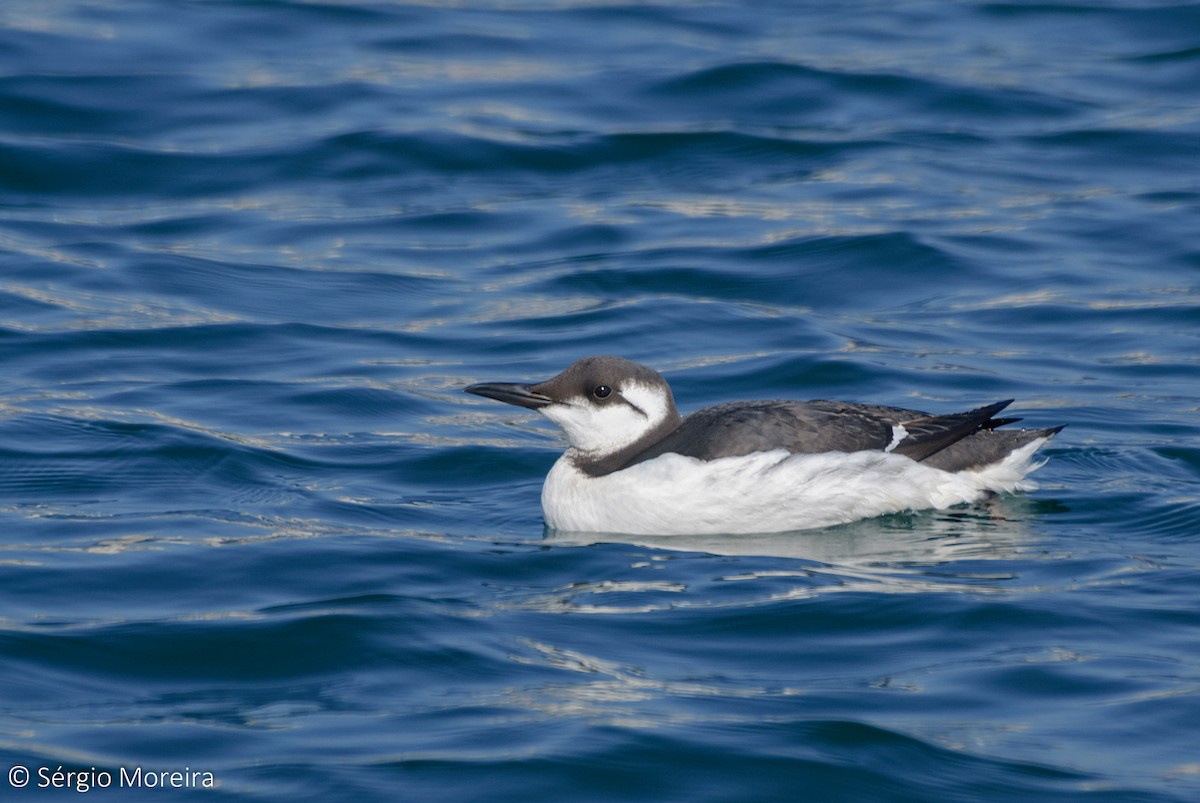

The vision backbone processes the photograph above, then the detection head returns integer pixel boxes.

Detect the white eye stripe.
[619,382,667,423]
[621,395,648,418]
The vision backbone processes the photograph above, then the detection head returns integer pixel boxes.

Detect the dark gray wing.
[624,400,900,465]
[623,398,1034,468]
[887,400,1015,461]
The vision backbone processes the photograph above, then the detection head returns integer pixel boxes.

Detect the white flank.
[542,436,1053,536]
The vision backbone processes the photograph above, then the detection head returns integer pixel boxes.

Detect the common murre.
[465,356,1065,536]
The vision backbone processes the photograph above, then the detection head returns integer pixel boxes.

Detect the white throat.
[539,381,672,457]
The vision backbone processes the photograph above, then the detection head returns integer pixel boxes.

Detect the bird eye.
[593,384,612,399]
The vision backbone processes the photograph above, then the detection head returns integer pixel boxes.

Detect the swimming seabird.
[466,356,1064,535]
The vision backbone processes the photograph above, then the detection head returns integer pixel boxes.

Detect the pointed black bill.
[464,382,553,410]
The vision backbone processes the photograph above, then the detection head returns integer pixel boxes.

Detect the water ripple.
[2,1,1200,800]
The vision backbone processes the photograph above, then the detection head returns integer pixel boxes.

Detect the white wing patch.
[885,424,909,453]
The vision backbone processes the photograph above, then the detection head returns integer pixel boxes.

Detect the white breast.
[541,438,1051,536]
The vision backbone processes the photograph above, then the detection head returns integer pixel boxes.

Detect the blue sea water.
[2,0,1199,799]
